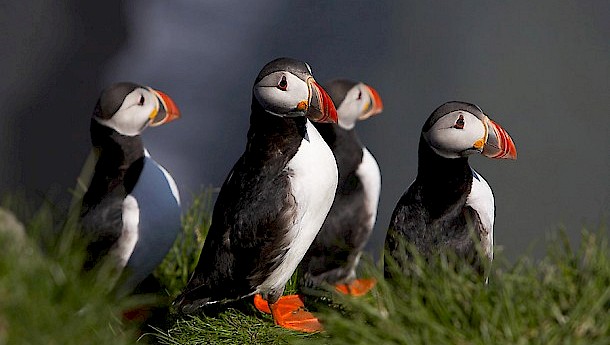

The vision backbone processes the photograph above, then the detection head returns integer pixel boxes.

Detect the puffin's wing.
[117,156,181,294]
[179,159,295,305]
[466,169,495,261]
[356,148,381,232]
[385,182,425,263]
[221,161,297,286]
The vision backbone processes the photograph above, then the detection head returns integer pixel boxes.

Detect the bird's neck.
[84,120,145,206]
[416,135,472,207]
[314,122,362,149]
[245,101,307,168]
[314,122,363,180]
[91,120,145,172]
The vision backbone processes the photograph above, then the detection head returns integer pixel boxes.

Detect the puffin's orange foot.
[335,278,377,297]
[270,296,322,333]
[254,294,271,314]
[254,294,305,315]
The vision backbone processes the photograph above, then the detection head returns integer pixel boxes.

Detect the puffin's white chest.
[259,120,338,292]
[466,169,495,260]
[114,195,140,269]
[356,147,382,232]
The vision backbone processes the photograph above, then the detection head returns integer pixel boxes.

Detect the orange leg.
[334,278,377,297]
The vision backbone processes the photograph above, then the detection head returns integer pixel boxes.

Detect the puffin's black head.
[422,101,517,160]
[92,82,180,137]
[252,57,337,124]
[323,79,383,130]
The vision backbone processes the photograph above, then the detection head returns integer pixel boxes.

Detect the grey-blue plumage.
[117,154,181,294]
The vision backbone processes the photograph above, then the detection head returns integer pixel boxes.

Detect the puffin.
[175,58,338,333]
[298,79,383,297]
[80,82,182,297]
[385,101,516,277]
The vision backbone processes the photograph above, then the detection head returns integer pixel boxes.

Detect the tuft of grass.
[148,273,316,344]
[151,190,609,345]
[295,228,610,345]
[0,203,140,345]
[152,308,316,345]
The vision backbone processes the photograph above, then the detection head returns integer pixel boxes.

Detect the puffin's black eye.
[357,90,362,100]
[138,95,145,106]
[277,76,288,91]
[454,115,465,129]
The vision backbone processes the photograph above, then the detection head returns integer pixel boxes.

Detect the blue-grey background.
[1,1,608,260]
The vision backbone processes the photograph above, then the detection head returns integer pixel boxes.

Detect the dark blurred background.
[1,1,608,260]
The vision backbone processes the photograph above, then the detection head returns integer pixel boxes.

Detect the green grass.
[302,230,610,345]
[0,202,139,345]
[152,308,315,345]
[154,189,213,298]
[0,191,608,345]
[149,272,319,345]
[152,224,609,345]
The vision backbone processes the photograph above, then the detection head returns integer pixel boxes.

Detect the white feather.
[466,169,495,260]
[259,120,338,293]
[356,148,381,236]
[113,195,140,269]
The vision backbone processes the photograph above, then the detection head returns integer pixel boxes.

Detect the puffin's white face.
[253,71,310,117]
[95,87,160,136]
[251,58,337,123]
[336,83,382,130]
[424,110,487,159]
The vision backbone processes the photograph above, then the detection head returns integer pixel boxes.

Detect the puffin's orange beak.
[305,78,338,123]
[482,117,517,159]
[150,89,181,126]
[359,84,383,120]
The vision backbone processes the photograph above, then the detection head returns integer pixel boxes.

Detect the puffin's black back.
[178,103,308,305]
[385,136,485,276]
